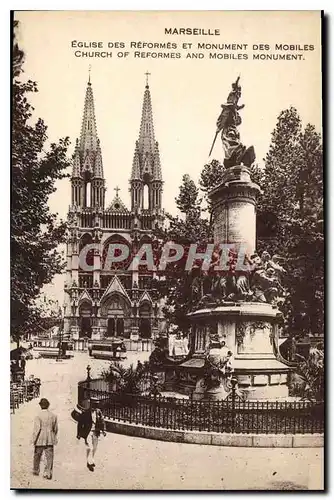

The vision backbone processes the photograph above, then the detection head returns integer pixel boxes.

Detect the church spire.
[71,73,105,208]
[80,75,99,156]
[138,74,156,157]
[130,74,163,212]
[130,74,162,181]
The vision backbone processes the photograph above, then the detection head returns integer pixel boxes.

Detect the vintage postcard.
[11,10,323,490]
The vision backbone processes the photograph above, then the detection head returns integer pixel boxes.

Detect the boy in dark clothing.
[76,397,106,471]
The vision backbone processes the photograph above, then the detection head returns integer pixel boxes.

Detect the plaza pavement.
[11,352,324,490]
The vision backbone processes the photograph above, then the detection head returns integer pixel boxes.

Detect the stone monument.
[186,78,289,400]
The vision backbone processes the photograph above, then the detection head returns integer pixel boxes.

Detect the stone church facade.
[63,75,165,343]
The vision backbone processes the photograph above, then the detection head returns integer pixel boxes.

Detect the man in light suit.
[32,398,58,479]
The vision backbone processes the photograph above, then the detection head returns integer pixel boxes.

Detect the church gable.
[106,195,129,213]
[78,289,93,305]
[100,275,132,304]
[139,291,153,304]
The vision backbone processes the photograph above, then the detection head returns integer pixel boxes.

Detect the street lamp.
[57,306,64,362]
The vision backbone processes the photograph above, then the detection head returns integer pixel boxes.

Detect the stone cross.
[114,186,120,197]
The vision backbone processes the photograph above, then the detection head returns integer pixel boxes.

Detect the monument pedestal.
[189,302,289,400]
[160,162,290,401]
[210,165,261,255]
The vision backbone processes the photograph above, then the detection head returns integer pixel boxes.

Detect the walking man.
[76,397,106,471]
[32,398,58,480]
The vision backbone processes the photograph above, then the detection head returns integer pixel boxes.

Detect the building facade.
[63,76,165,343]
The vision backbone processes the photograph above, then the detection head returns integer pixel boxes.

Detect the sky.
[14,10,322,305]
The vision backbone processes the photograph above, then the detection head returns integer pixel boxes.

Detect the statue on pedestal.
[193,340,235,400]
[209,77,256,168]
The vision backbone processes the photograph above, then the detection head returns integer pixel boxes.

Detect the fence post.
[86,365,91,384]
[231,377,237,433]
[190,391,194,431]
[153,391,157,427]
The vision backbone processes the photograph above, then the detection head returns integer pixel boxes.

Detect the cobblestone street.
[11,353,324,490]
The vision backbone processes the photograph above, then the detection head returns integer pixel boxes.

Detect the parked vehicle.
[90,340,127,360]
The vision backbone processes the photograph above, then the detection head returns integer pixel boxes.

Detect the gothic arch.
[100,291,131,317]
[79,232,94,270]
[78,300,93,338]
[101,232,131,246]
[100,292,131,339]
[78,290,93,308]
[139,300,152,339]
[101,234,132,271]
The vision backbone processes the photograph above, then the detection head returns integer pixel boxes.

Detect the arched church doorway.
[139,318,151,338]
[79,302,92,338]
[116,318,124,337]
[101,293,130,339]
[106,317,125,337]
[139,302,152,339]
[107,318,115,337]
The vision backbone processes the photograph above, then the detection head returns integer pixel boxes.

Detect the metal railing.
[10,378,41,414]
[78,379,324,435]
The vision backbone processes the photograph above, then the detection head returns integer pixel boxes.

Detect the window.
[85,182,91,207]
[143,184,149,209]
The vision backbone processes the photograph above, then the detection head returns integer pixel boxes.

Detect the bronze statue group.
[191,248,287,309]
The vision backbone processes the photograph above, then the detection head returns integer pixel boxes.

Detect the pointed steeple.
[130,75,163,182]
[130,74,163,213]
[138,81,156,155]
[94,138,104,178]
[80,78,98,155]
[72,139,82,178]
[153,141,162,181]
[131,141,141,179]
[76,73,104,181]
[71,73,106,208]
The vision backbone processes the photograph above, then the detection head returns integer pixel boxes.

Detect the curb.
[104,419,324,448]
[71,409,323,448]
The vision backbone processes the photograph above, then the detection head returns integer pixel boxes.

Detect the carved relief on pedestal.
[194,324,208,352]
[236,321,273,355]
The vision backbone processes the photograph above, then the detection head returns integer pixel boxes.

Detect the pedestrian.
[76,397,106,471]
[32,398,58,480]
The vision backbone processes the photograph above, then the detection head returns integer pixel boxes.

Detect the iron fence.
[78,379,324,435]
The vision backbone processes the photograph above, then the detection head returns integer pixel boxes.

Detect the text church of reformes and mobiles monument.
[63,72,165,346]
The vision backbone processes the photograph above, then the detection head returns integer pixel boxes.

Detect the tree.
[13,21,24,78]
[256,108,323,336]
[154,174,212,332]
[199,159,225,203]
[199,159,225,225]
[175,173,201,215]
[11,21,71,344]
[294,348,324,402]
